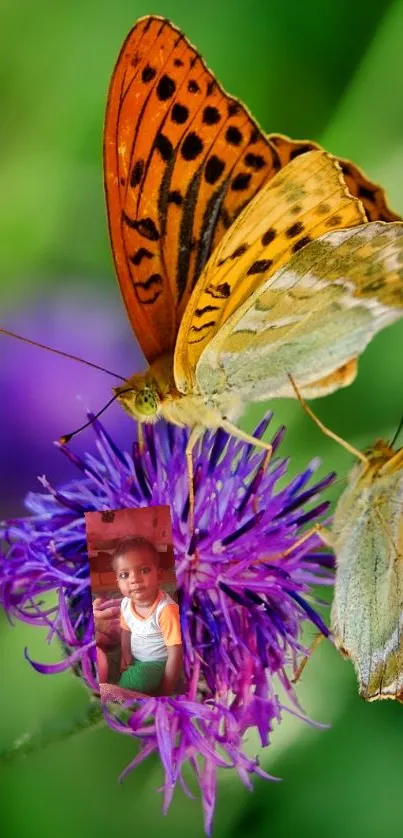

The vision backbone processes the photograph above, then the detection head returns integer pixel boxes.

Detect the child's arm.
[159,644,183,696]
[93,597,122,646]
[120,628,132,672]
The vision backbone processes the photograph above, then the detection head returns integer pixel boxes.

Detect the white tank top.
[121,591,176,662]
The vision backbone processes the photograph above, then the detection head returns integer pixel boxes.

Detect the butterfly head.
[363,439,395,463]
[114,375,161,423]
[351,438,403,488]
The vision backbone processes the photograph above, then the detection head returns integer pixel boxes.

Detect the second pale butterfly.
[103,16,403,513]
[289,376,403,703]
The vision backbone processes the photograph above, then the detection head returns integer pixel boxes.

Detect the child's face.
[114,549,162,605]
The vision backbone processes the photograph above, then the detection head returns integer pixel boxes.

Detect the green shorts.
[118,658,166,694]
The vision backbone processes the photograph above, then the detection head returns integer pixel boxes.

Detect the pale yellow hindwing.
[174,149,366,392]
[192,221,403,401]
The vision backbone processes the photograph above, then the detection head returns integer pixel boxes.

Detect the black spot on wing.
[181,133,204,161]
[168,190,183,205]
[142,65,156,83]
[155,133,173,162]
[203,106,221,125]
[261,228,276,246]
[122,212,160,242]
[231,172,251,191]
[286,221,304,238]
[156,74,176,101]
[247,259,273,275]
[292,235,312,253]
[132,273,163,305]
[358,184,376,203]
[205,156,225,185]
[133,273,163,291]
[136,219,160,241]
[130,160,144,188]
[205,282,231,300]
[228,102,240,117]
[194,305,220,317]
[230,243,249,259]
[130,247,154,266]
[188,79,200,93]
[244,152,266,171]
[226,126,243,146]
[220,208,232,230]
[316,203,331,216]
[171,103,189,124]
[325,214,343,228]
[188,320,217,343]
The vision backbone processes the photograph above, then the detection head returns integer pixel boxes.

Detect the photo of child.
[85,506,184,704]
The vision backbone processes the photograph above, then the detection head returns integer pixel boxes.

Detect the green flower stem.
[0,699,104,765]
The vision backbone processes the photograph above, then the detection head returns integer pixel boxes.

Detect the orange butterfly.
[102,16,403,521]
[101,16,403,522]
[104,17,399,364]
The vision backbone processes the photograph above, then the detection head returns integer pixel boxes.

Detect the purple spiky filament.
[0,413,334,833]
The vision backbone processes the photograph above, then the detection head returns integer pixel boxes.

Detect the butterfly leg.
[292,633,325,684]
[137,421,145,454]
[250,522,336,565]
[288,373,368,464]
[277,522,335,555]
[185,426,204,534]
[220,419,273,461]
[219,419,273,513]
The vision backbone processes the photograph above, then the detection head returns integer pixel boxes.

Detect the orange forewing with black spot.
[104,16,282,364]
[269,134,401,224]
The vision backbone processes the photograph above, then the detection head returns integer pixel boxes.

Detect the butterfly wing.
[331,455,403,701]
[174,148,367,391]
[104,15,282,364]
[269,133,401,223]
[180,218,403,402]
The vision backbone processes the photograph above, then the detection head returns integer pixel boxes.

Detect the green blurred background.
[1,0,403,835]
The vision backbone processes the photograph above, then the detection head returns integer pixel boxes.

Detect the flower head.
[0,414,334,833]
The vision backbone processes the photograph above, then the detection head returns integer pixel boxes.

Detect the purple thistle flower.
[0,414,334,834]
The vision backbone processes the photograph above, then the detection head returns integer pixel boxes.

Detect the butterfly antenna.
[390,414,403,449]
[0,327,126,381]
[58,388,134,444]
[288,373,369,465]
